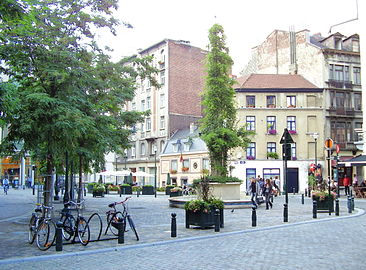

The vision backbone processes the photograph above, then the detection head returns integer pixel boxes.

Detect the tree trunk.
[43,153,54,207]
[77,154,83,203]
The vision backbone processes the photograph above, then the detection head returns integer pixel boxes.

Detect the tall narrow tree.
[200,24,252,177]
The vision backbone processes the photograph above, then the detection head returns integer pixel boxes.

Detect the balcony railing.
[327,79,353,89]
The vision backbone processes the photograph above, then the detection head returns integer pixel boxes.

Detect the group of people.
[249,176,280,210]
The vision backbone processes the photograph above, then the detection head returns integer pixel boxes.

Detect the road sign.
[336,144,340,154]
[325,138,333,149]
[280,128,294,144]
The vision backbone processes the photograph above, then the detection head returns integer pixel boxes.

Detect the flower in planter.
[182,167,189,172]
[311,190,337,201]
[268,129,277,135]
[267,152,279,159]
[246,156,255,160]
[171,187,183,192]
[289,130,297,134]
[291,156,297,161]
[170,169,177,174]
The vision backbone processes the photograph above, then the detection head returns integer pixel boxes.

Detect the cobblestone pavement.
[1,189,365,269]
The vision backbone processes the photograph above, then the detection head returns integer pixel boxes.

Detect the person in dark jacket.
[249,178,258,208]
[264,179,273,210]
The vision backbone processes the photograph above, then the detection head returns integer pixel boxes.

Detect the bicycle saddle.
[108,203,115,208]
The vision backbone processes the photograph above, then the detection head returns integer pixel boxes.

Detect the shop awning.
[332,156,353,166]
[338,155,366,167]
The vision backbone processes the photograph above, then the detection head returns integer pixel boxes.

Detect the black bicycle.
[105,196,139,241]
[59,200,90,246]
[28,204,56,251]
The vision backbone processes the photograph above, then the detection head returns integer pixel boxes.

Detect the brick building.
[111,39,207,186]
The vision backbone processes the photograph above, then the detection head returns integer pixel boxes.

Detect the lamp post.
[311,133,319,169]
[115,154,118,185]
[154,148,157,198]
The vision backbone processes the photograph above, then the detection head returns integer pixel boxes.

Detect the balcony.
[327,79,353,89]
[328,107,358,116]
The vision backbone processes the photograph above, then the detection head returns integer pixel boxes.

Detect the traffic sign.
[325,138,333,149]
[336,144,340,154]
[280,128,294,144]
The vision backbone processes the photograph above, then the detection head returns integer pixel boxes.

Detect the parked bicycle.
[59,200,90,246]
[28,204,56,251]
[105,196,139,241]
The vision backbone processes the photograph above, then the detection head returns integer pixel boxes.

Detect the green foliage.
[193,176,242,186]
[307,175,316,189]
[143,185,153,187]
[267,152,279,159]
[200,24,253,177]
[156,187,165,192]
[132,186,142,192]
[184,198,224,211]
[93,184,105,192]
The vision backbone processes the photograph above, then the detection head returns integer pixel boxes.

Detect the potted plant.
[165,185,175,195]
[170,169,177,174]
[170,187,183,197]
[184,177,224,228]
[312,190,337,212]
[92,184,105,197]
[246,156,255,160]
[142,185,155,195]
[289,130,297,135]
[87,182,97,193]
[267,152,279,159]
[268,129,277,135]
[182,166,189,172]
[120,184,132,195]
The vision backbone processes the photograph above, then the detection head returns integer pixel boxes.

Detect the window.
[267,142,276,153]
[131,146,136,157]
[171,160,178,171]
[160,116,165,129]
[246,96,255,107]
[287,96,296,107]
[246,116,255,131]
[141,100,145,111]
[160,70,165,85]
[331,121,353,143]
[147,96,151,110]
[267,116,276,133]
[141,122,145,132]
[182,159,189,168]
[263,168,280,181]
[146,118,151,131]
[147,79,151,91]
[246,142,256,159]
[140,143,146,156]
[307,116,316,133]
[203,159,210,170]
[353,67,361,84]
[246,168,256,191]
[335,65,344,81]
[132,102,136,111]
[287,116,296,132]
[355,93,362,110]
[291,143,297,159]
[160,140,165,152]
[266,96,276,108]
[345,66,350,81]
[329,64,334,80]
[336,92,345,107]
[307,95,316,107]
[160,94,165,108]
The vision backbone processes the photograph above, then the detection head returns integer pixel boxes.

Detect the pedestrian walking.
[353,174,358,187]
[343,175,351,196]
[3,178,9,195]
[249,178,258,208]
[257,175,264,196]
[264,179,273,210]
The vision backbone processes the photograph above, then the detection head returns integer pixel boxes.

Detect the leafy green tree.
[0,0,154,205]
[200,24,253,177]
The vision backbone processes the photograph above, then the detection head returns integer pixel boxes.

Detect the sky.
[97,0,360,75]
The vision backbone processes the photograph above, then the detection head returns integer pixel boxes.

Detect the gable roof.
[235,74,318,89]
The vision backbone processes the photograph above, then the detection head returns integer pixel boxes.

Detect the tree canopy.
[200,24,253,177]
[0,0,155,204]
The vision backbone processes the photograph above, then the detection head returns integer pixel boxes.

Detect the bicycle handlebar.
[108,196,132,208]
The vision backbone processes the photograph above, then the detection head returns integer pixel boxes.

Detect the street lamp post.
[124,155,127,184]
[311,133,319,169]
[154,148,157,198]
[115,155,118,185]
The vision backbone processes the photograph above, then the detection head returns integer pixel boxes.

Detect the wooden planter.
[170,191,182,197]
[119,185,132,195]
[185,208,224,229]
[165,186,174,195]
[142,186,155,195]
[314,197,334,212]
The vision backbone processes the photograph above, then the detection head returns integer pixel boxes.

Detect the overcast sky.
[97,0,360,75]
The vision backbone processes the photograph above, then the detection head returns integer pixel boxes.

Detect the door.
[286,168,299,193]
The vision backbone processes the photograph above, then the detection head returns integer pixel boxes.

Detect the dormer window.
[335,37,342,50]
[183,138,193,151]
[172,139,182,152]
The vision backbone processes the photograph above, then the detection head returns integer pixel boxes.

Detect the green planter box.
[165,186,174,195]
[185,208,224,228]
[120,185,132,195]
[170,191,182,197]
[92,191,105,197]
[142,186,154,195]
[314,197,334,212]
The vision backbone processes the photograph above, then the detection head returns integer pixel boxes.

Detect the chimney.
[190,122,197,134]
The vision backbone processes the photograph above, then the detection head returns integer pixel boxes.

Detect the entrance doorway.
[286,168,299,193]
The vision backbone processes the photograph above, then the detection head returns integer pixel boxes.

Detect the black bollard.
[351,196,355,211]
[305,189,308,197]
[119,187,122,197]
[137,189,140,198]
[214,209,220,232]
[55,221,63,251]
[313,200,317,219]
[335,198,339,216]
[251,206,257,227]
[283,203,288,222]
[32,185,35,196]
[308,188,311,198]
[171,213,177,237]
[347,196,352,213]
[301,193,304,205]
[117,218,125,244]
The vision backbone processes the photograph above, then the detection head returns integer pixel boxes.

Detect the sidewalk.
[0,189,359,261]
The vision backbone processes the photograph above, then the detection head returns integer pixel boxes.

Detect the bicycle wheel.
[77,217,90,246]
[109,211,123,236]
[36,219,56,251]
[62,215,76,241]
[28,214,38,244]
[127,215,139,241]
